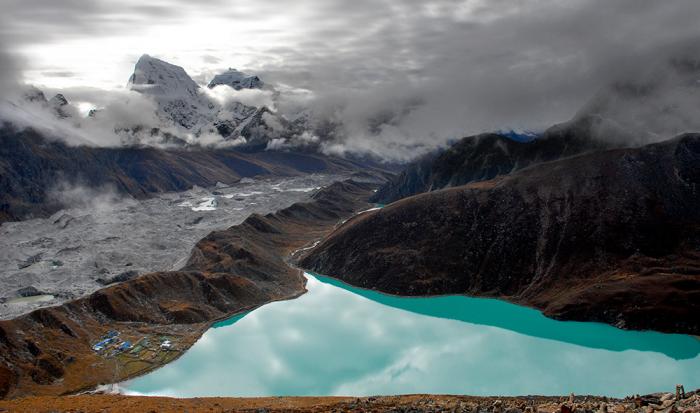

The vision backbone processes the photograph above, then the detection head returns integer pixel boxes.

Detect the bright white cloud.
[204,86,275,110]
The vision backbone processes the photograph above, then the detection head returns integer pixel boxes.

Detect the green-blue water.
[124,273,700,397]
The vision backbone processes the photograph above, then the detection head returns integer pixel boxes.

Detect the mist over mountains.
[1,1,700,162]
[2,51,699,164]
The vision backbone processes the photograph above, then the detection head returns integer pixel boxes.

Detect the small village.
[91,330,179,366]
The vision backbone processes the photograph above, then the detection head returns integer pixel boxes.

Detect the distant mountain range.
[124,54,297,148]
[0,54,398,224]
[0,124,385,224]
[12,55,311,150]
[371,116,614,204]
[2,53,698,231]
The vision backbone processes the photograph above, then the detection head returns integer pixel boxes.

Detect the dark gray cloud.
[245,0,700,159]
[2,0,700,159]
[0,39,22,97]
[41,71,78,78]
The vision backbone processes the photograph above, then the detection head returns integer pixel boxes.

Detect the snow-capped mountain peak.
[128,54,214,129]
[48,94,72,118]
[23,86,48,104]
[128,54,200,99]
[208,68,263,90]
[118,54,304,146]
[48,93,68,107]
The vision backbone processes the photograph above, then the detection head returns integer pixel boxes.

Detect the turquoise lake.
[124,273,700,397]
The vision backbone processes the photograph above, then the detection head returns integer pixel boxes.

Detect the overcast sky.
[2,0,700,158]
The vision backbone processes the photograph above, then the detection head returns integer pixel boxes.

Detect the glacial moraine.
[0,174,343,319]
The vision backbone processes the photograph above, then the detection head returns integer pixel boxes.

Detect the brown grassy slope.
[0,393,632,413]
[7,391,700,413]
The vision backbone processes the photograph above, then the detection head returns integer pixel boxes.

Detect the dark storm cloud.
[256,0,700,159]
[2,0,700,159]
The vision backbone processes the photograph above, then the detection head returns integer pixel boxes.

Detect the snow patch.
[191,197,218,212]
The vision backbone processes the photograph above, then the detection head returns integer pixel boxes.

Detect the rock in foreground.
[1,390,698,413]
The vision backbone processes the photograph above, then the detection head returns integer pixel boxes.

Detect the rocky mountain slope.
[301,134,700,334]
[0,179,377,398]
[0,124,376,224]
[371,116,615,204]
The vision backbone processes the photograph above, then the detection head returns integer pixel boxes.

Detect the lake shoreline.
[0,179,380,399]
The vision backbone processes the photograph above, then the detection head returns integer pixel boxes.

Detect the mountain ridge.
[371,116,617,204]
[302,133,700,334]
[0,124,385,224]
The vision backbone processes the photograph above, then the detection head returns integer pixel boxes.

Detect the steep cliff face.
[0,125,374,224]
[0,180,377,398]
[302,135,700,334]
[127,54,214,130]
[371,117,615,204]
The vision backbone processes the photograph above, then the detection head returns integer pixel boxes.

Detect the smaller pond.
[6,294,55,305]
[124,273,700,398]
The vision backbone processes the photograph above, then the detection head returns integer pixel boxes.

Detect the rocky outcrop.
[302,135,700,334]
[0,179,377,398]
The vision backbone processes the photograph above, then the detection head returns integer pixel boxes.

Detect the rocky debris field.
[0,174,343,319]
[0,389,697,412]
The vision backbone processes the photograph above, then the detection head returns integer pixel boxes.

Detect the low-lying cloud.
[204,86,276,110]
[48,180,136,216]
[0,87,169,147]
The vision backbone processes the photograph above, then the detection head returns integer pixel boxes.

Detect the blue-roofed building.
[498,130,540,142]
[92,336,118,352]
